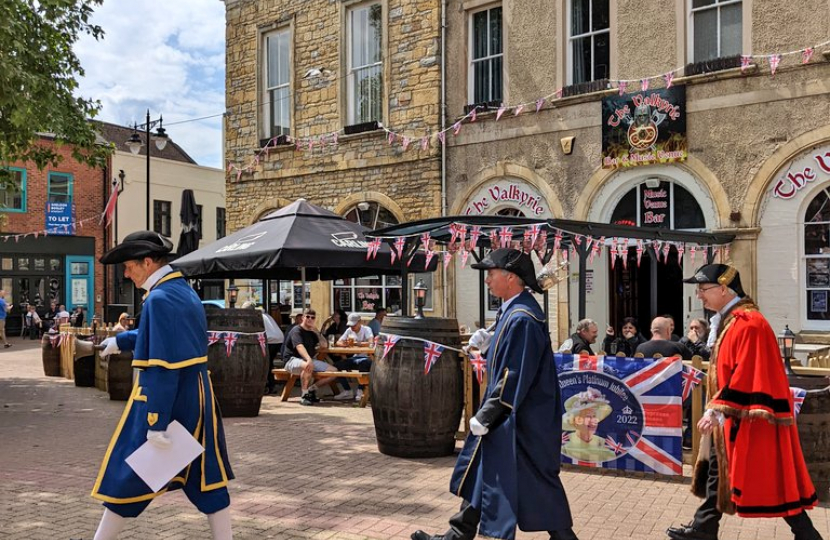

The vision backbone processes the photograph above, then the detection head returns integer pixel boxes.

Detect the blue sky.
[74,1,226,169]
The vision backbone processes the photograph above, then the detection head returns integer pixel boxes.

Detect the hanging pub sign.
[602,86,687,169]
[640,181,671,227]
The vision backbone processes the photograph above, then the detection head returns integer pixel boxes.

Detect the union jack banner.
[401,136,411,151]
[553,230,563,252]
[437,131,446,145]
[421,137,429,151]
[513,104,524,116]
[207,331,223,347]
[610,243,618,269]
[791,387,807,417]
[224,332,239,357]
[556,353,683,475]
[456,224,467,248]
[528,224,541,251]
[449,223,460,246]
[381,335,400,360]
[689,245,697,266]
[681,364,705,402]
[676,243,685,266]
[424,341,445,375]
[420,232,431,253]
[424,249,435,269]
[469,351,487,384]
[387,131,396,145]
[257,332,268,358]
[48,333,61,348]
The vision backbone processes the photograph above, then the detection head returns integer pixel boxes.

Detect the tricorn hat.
[100,231,174,265]
[682,263,745,297]
[471,248,544,294]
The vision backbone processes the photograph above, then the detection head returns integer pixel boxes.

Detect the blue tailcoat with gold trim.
[91,271,234,505]
[450,291,572,539]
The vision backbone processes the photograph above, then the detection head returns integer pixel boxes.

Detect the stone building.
[442,0,830,345]
[223,0,445,318]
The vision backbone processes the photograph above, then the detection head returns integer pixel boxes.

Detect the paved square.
[1,337,827,539]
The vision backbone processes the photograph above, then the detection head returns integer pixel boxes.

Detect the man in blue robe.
[90,231,234,540]
[412,248,578,540]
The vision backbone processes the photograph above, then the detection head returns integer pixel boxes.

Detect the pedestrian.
[411,248,577,540]
[667,264,821,540]
[557,318,598,354]
[0,289,10,348]
[91,231,234,540]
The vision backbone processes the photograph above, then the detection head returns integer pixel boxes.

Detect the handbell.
[536,259,566,291]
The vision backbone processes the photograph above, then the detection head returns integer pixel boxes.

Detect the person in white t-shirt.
[332,313,374,401]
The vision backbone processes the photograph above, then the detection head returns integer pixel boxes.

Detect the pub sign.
[602,86,687,169]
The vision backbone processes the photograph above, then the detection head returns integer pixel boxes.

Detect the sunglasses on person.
[305,315,316,319]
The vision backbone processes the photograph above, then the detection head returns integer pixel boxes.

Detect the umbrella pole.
[301,267,307,310]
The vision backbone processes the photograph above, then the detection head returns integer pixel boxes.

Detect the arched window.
[343,201,399,229]
[610,180,704,229]
[804,190,830,321]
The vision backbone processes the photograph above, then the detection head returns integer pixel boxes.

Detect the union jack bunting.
[224,332,239,357]
[461,249,470,268]
[740,55,752,73]
[257,332,268,358]
[424,249,435,269]
[528,224,541,251]
[640,78,649,92]
[420,232,431,253]
[208,331,223,346]
[421,137,429,151]
[791,387,807,417]
[536,98,545,113]
[453,121,462,136]
[556,354,683,475]
[381,335,400,360]
[471,108,477,122]
[681,364,705,402]
[394,237,406,261]
[469,351,487,384]
[401,136,411,151]
[610,243,618,269]
[513,104,524,116]
[468,226,481,251]
[457,224,467,248]
[663,72,674,89]
[424,341,445,375]
[553,230,563,252]
[496,105,506,121]
[768,54,782,76]
[437,131,446,145]
[443,251,453,269]
[676,243,685,266]
[803,48,814,64]
[449,223,461,246]
[48,333,62,348]
[499,227,513,249]
[689,245,697,266]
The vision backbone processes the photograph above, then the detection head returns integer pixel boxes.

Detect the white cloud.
[75,0,226,168]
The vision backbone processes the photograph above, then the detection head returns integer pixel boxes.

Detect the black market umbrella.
[177,189,201,257]
[172,198,437,281]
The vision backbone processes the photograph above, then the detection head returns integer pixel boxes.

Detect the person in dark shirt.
[663,314,682,342]
[71,306,85,328]
[601,317,647,356]
[557,318,598,355]
[679,317,711,360]
[323,309,348,341]
[635,317,693,358]
[281,308,339,405]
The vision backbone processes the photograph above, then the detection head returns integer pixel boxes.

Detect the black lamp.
[413,279,427,319]
[778,324,796,376]
[227,282,239,309]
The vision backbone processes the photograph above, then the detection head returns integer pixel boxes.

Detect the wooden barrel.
[107,351,134,401]
[95,351,108,392]
[41,334,62,376]
[206,309,267,417]
[789,374,830,501]
[371,317,463,458]
[73,354,95,387]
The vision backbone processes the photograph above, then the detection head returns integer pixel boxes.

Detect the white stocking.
[93,508,127,540]
[207,507,233,540]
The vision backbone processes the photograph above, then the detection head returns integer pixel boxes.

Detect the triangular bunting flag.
[424,341,445,374]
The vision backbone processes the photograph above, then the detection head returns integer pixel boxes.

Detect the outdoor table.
[318,345,375,358]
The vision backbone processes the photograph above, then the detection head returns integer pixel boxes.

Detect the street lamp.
[413,279,427,319]
[778,324,796,376]
[126,110,170,230]
[227,282,239,309]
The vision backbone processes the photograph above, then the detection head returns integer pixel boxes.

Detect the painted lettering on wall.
[464,182,547,216]
[773,149,830,200]
[640,184,670,226]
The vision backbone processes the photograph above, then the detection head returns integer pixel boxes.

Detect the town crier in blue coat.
[411,248,578,540]
[90,231,234,540]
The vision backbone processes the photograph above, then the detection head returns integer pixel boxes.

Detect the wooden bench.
[272,369,371,408]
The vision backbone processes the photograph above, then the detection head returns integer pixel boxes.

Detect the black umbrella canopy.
[177,189,200,257]
[172,198,436,280]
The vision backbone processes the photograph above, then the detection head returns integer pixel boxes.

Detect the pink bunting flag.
[713,245,721,262]
[471,108,477,122]
[723,244,731,261]
[802,48,814,64]
[387,131,396,145]
[663,72,674,89]
[224,332,238,357]
[553,230,563,253]
[610,243,617,269]
[236,170,242,182]
[449,223,460,246]
[621,240,628,270]
[332,133,339,146]
[402,136,411,150]
[740,55,752,73]
[536,98,545,113]
[636,240,644,268]
[461,249,470,268]
[513,104,524,116]
[496,106,506,121]
[453,121,462,136]
[421,137,429,151]
[457,225,468,248]
[499,227,513,249]
[424,249,435,269]
[437,131,446,145]
[381,335,400,360]
[618,81,628,95]
[561,248,569,266]
[661,242,671,263]
[640,78,649,92]
[573,234,583,247]
[366,241,375,260]
[443,251,453,269]
[420,232,431,252]
[528,225,541,251]
[469,226,482,251]
[469,351,487,384]
[536,230,548,260]
[676,243,685,267]
[394,237,406,261]
[489,229,499,248]
[769,54,782,76]
[424,341,445,375]
[257,332,268,357]
[689,245,697,266]
[555,88,563,99]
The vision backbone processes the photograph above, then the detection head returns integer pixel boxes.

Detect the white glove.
[470,417,489,436]
[467,329,493,354]
[146,430,172,449]
[100,337,121,357]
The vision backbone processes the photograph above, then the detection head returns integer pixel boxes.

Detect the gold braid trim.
[718,265,737,287]
[708,403,794,426]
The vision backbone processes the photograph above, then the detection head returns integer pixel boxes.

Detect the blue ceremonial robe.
[91,271,233,513]
[450,291,573,539]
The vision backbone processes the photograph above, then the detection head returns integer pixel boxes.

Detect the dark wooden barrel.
[95,352,108,392]
[206,309,267,417]
[41,334,62,376]
[74,354,95,387]
[371,317,463,458]
[107,351,134,401]
[789,374,830,501]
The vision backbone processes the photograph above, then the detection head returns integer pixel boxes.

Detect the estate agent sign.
[602,86,687,169]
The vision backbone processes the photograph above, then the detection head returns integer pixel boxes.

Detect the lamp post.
[227,282,239,309]
[778,324,796,376]
[126,110,169,230]
[413,279,427,319]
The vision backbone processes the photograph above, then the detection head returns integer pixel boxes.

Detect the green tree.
[0,0,112,175]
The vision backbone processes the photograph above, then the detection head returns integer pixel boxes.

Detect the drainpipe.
[440,0,449,318]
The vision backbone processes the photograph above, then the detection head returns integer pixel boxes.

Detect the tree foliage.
[0,0,112,173]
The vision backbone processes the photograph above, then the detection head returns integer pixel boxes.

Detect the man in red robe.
[667,264,822,540]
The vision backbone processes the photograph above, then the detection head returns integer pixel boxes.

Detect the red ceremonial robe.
[698,298,817,517]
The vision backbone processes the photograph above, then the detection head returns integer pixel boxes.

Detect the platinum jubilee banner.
[601,86,687,169]
[555,354,683,475]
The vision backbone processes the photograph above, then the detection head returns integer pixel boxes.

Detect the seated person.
[331,313,374,401]
[25,305,42,339]
[557,318,599,354]
[70,306,85,328]
[43,301,58,331]
[55,305,71,328]
[679,317,711,360]
[323,309,347,342]
[112,312,131,333]
[635,317,693,358]
[368,306,387,336]
[281,308,339,406]
[602,317,647,356]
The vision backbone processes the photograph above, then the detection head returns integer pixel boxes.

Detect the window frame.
[345,1,384,126]
[0,167,27,213]
[802,187,830,325]
[216,207,226,239]
[153,199,172,237]
[566,0,611,85]
[261,26,293,140]
[467,4,504,106]
[688,0,743,64]
[47,171,73,206]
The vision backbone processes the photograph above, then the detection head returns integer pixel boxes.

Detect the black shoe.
[667,523,717,540]
[411,531,443,540]
[300,395,315,406]
[306,390,321,403]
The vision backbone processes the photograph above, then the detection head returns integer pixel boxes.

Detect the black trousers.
[442,500,578,540]
[693,440,822,539]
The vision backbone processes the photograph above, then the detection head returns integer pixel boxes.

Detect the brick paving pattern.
[1,337,827,539]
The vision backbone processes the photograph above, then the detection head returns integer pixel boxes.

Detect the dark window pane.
[594,33,610,80]
[489,7,502,55]
[720,4,742,57]
[673,184,705,229]
[692,0,716,8]
[693,8,718,62]
[571,0,590,36]
[805,226,830,255]
[591,0,609,31]
[610,188,637,226]
[472,11,488,59]
[490,56,503,102]
[572,36,591,84]
[473,61,488,103]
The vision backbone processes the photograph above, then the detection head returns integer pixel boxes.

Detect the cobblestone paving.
[1,336,827,539]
